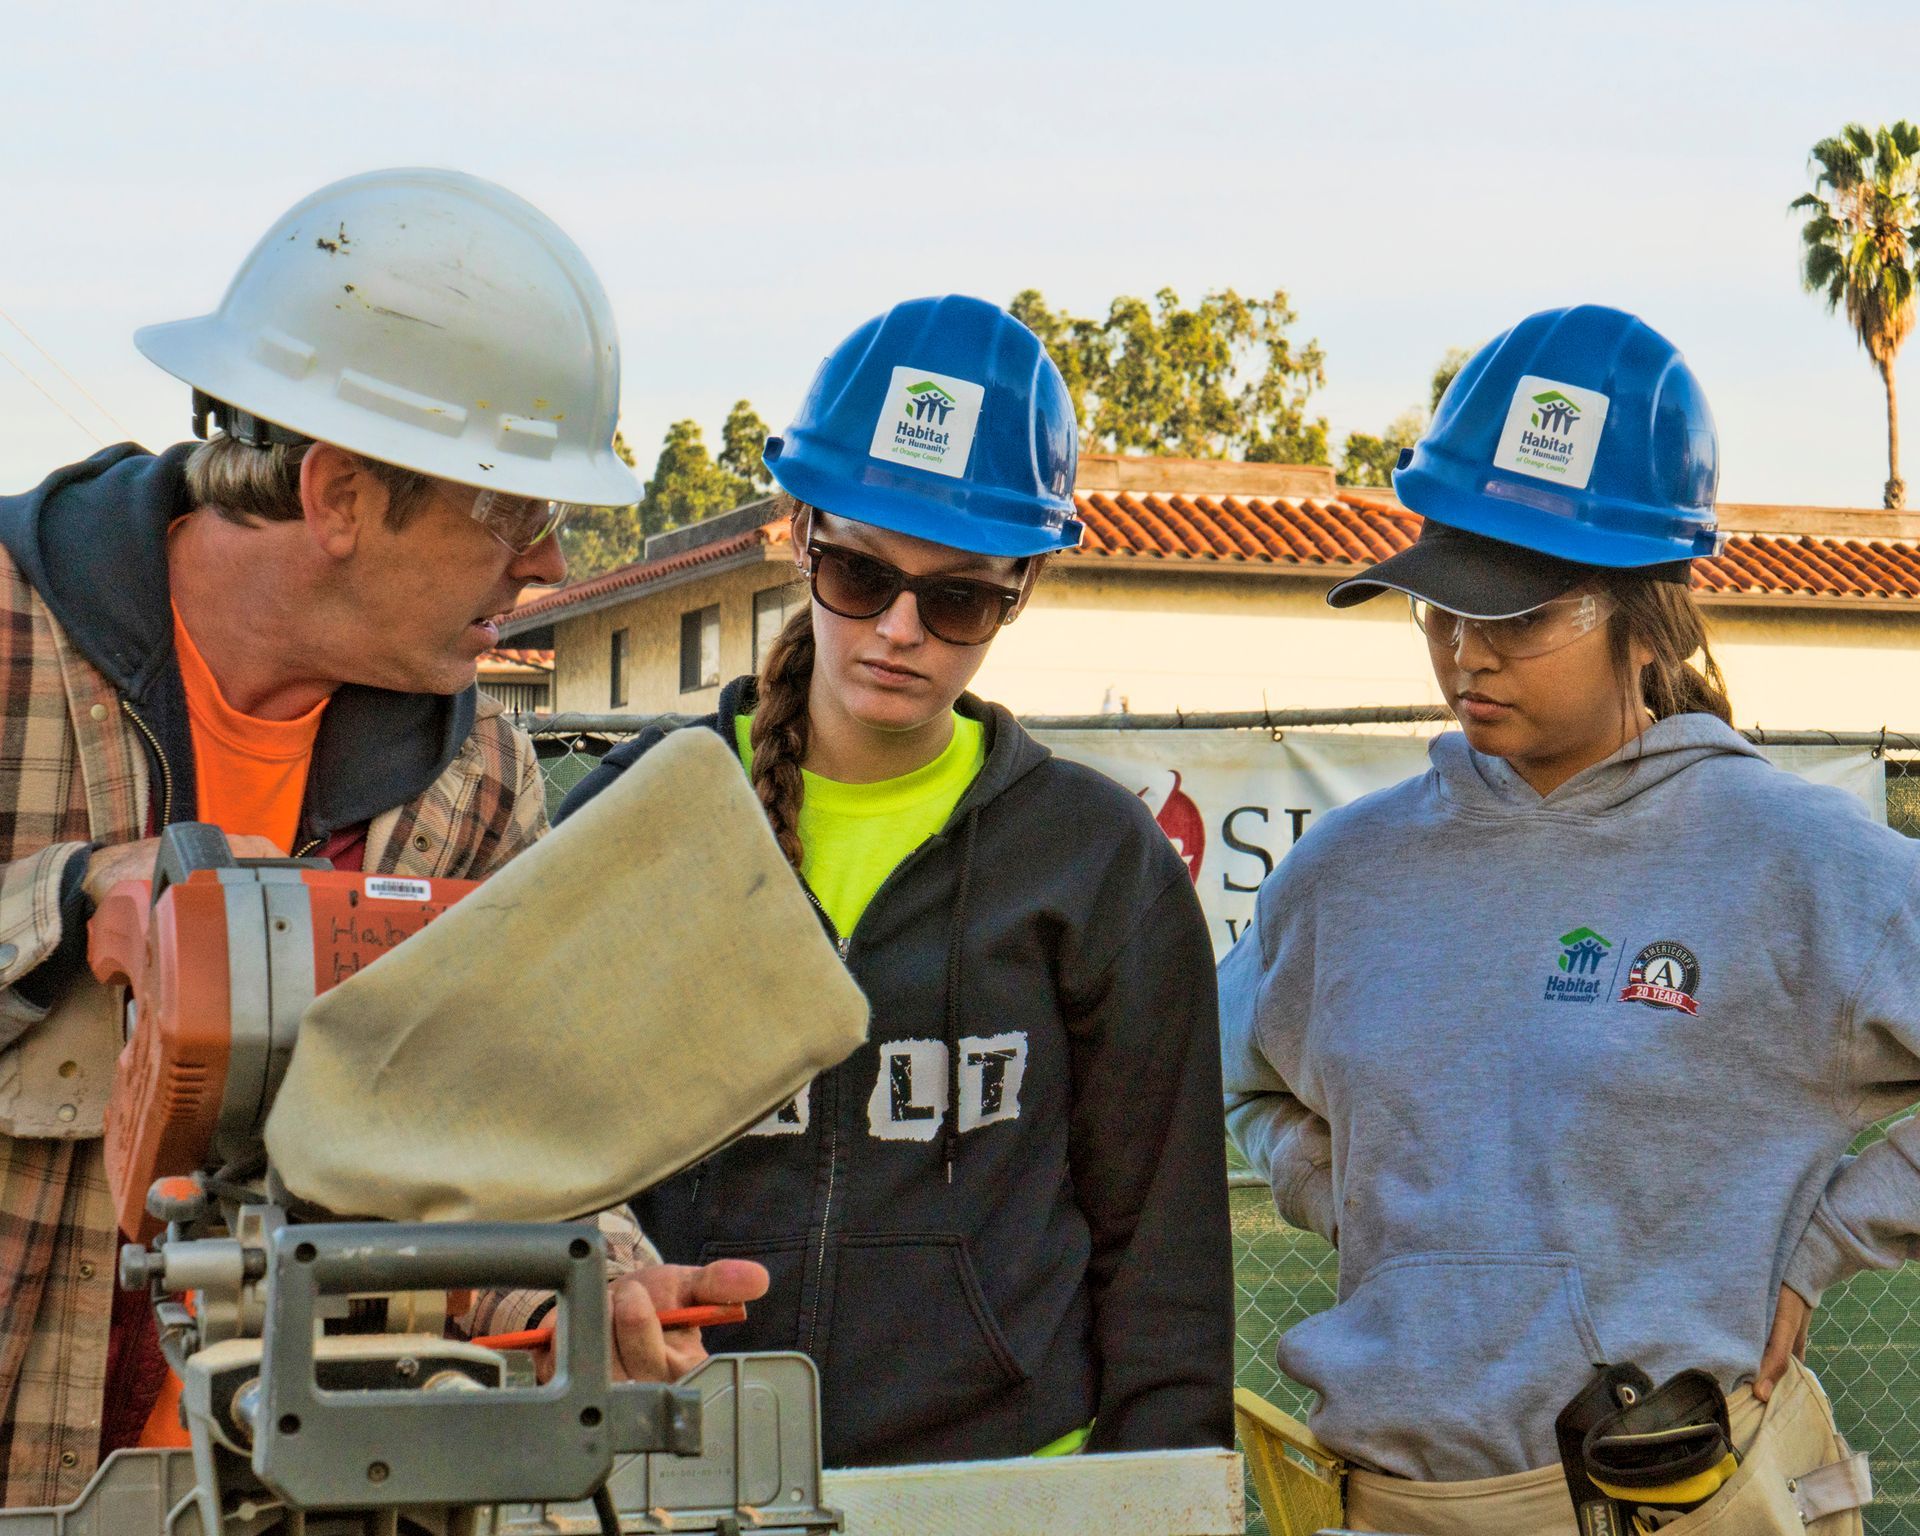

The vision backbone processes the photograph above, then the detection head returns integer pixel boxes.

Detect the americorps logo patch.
[869,365,985,479]
[1492,374,1611,490]
[1620,940,1702,1016]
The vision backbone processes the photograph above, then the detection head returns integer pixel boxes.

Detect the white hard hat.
[135,167,641,508]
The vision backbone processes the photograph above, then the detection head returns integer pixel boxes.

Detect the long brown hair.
[1602,570,1733,724]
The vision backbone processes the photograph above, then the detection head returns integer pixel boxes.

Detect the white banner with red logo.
[1030,729,1887,958]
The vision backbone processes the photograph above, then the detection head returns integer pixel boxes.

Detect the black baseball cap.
[1328,519,1682,618]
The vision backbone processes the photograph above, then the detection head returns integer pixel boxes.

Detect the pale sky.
[3,1,1917,508]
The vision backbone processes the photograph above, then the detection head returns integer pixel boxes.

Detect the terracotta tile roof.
[510,525,776,625]
[478,648,554,676]
[1068,490,1920,603]
[1695,533,1920,601]
[1073,490,1416,568]
[507,487,1920,625]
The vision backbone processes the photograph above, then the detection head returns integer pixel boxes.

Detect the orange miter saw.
[78,823,715,1531]
[89,824,477,1241]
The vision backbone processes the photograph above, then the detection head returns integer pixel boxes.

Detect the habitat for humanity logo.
[1530,390,1581,434]
[1544,926,1612,1003]
[869,365,985,481]
[1493,374,1611,491]
[904,379,957,425]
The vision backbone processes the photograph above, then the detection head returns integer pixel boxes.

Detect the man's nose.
[513,533,568,587]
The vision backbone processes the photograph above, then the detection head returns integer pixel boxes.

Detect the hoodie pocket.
[1277,1250,1607,1481]
[817,1233,1030,1463]
[697,1235,808,1356]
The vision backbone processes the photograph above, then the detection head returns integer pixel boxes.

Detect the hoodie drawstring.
[941,809,979,1183]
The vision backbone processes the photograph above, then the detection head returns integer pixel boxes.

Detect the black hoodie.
[0,444,478,999]
[558,677,1234,1467]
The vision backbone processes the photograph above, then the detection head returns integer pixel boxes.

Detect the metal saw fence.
[518,709,1920,1536]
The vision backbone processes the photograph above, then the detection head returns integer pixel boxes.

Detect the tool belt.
[1557,1360,1870,1536]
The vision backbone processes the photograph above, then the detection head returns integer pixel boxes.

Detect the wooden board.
[822,1448,1245,1535]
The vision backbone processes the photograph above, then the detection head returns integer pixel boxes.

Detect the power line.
[0,303,130,439]
[0,340,105,447]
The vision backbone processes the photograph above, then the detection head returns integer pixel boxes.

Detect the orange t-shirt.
[170,605,328,855]
[137,1350,188,1447]
[137,612,329,1448]
[140,610,330,1443]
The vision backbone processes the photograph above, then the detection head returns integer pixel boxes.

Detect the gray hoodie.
[1219,714,1920,1482]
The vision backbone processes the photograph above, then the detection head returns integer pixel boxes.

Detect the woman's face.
[803,511,1028,735]
[1424,587,1653,794]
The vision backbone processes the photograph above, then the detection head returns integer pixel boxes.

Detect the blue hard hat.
[1402,305,1721,565]
[1329,305,1723,614]
[763,295,1082,558]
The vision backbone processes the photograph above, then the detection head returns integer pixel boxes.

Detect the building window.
[679,605,720,693]
[753,582,806,668]
[609,628,628,709]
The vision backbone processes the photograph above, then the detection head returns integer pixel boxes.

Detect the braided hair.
[750,496,820,871]
[750,605,817,872]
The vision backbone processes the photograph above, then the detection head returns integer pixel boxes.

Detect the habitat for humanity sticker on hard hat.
[869,366,985,480]
[1492,374,1612,491]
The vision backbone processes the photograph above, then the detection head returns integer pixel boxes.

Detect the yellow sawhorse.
[1235,1387,1345,1536]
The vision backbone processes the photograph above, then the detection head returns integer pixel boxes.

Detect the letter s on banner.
[1221,807,1274,892]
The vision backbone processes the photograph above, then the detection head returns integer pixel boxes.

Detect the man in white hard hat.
[0,169,761,1507]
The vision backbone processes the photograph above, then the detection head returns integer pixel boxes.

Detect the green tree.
[557,410,771,581]
[1011,286,1329,462]
[639,419,749,536]
[1430,347,1471,413]
[1791,121,1920,508]
[556,428,644,579]
[1340,410,1425,488]
[717,399,773,493]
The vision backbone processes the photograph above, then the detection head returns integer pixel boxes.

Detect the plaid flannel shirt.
[0,546,591,1507]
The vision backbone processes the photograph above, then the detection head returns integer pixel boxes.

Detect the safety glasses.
[806,539,1022,647]
[466,488,574,556]
[1412,589,1615,660]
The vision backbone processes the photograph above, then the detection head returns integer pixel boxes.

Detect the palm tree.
[1791,122,1920,509]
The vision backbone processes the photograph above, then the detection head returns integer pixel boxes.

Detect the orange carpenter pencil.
[471,1302,748,1352]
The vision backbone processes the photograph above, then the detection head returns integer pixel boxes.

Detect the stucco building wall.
[548,559,1920,732]
[551,556,797,715]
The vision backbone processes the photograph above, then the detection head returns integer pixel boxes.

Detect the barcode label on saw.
[365,877,433,902]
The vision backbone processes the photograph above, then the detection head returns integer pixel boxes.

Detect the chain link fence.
[520,712,1920,1535]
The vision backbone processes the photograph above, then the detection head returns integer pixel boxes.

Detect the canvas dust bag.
[265,727,868,1221]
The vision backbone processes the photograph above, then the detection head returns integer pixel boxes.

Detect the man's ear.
[300,443,389,559]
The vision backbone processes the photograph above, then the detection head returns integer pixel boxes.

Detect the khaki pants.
[1343,1359,1864,1536]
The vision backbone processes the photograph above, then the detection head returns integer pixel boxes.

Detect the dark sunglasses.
[806,539,1022,647]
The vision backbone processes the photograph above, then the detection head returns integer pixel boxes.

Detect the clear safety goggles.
[1412,589,1615,660]
[463,488,577,556]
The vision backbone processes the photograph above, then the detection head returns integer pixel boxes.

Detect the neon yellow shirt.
[734,712,986,939]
